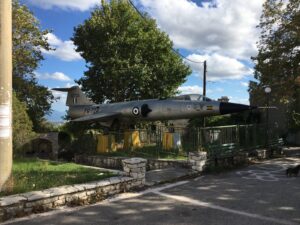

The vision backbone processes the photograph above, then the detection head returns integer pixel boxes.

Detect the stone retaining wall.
[208,152,250,167]
[75,155,188,171]
[188,151,250,171]
[0,176,142,222]
[74,155,125,170]
[188,152,207,172]
[0,157,147,222]
[147,159,188,170]
[122,158,147,184]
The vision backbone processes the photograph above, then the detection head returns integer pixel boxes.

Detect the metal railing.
[96,124,281,159]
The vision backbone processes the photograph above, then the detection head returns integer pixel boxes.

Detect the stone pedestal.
[233,152,249,165]
[188,152,207,172]
[256,149,268,159]
[122,158,147,185]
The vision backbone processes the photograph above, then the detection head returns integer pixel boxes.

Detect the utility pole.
[0,0,12,191]
[202,60,207,128]
[203,60,207,97]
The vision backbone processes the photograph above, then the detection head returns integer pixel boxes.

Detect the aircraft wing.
[72,112,121,122]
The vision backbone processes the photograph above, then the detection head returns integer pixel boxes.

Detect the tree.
[73,0,191,103]
[12,92,35,154]
[13,0,54,131]
[250,0,300,130]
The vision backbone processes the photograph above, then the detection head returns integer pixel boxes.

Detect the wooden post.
[0,0,12,191]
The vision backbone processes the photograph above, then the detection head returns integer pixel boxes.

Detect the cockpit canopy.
[170,94,212,101]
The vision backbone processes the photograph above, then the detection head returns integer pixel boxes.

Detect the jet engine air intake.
[219,102,257,115]
[141,104,152,117]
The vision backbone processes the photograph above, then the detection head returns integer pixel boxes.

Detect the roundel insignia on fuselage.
[132,106,140,116]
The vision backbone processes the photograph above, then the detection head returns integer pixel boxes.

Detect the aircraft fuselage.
[68,99,220,123]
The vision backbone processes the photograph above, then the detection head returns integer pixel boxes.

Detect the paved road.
[3,157,300,225]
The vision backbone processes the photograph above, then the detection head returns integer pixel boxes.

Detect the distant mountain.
[46,110,66,122]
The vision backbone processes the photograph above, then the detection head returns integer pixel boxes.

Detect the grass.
[0,158,114,197]
[99,146,188,160]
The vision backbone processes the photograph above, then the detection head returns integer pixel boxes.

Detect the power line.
[127,0,204,64]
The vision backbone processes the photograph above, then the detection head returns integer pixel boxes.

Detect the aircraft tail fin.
[52,86,94,106]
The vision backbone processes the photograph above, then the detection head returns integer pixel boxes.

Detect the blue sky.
[20,0,264,120]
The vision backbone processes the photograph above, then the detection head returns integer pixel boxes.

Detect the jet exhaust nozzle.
[219,102,257,115]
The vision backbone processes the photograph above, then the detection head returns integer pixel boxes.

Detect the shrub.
[12,92,35,155]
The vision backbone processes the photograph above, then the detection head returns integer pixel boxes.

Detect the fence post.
[245,125,248,149]
[236,125,240,150]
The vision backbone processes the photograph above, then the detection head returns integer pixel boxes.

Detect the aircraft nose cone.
[219,102,257,115]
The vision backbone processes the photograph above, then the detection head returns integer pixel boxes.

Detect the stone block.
[34,197,58,206]
[72,184,86,192]
[195,161,206,167]
[120,177,133,182]
[101,186,112,193]
[122,158,147,165]
[81,182,98,190]
[85,190,96,196]
[123,167,130,173]
[47,187,69,197]
[129,167,142,173]
[25,202,35,208]
[75,192,87,199]
[96,180,111,187]
[65,195,77,202]
[5,205,23,216]
[58,196,66,200]
[22,191,51,202]
[256,149,267,159]
[42,203,53,210]
[53,199,65,206]
[129,172,139,178]
[24,208,33,214]
[0,195,26,207]
[109,177,122,185]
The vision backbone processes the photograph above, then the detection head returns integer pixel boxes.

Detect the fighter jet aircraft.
[53,86,257,129]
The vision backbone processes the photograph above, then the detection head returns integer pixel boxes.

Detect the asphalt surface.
[3,157,300,225]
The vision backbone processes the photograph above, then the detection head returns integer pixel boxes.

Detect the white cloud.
[26,0,99,11]
[140,0,263,60]
[240,82,249,87]
[52,90,67,101]
[50,83,76,112]
[43,33,82,62]
[178,85,203,95]
[186,53,253,81]
[228,96,249,105]
[215,88,224,92]
[177,85,225,95]
[51,90,67,112]
[37,72,72,81]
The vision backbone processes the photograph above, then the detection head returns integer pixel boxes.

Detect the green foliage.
[13,0,54,131]
[291,111,300,130]
[61,121,94,138]
[12,92,35,154]
[250,0,300,130]
[73,0,191,103]
[34,120,61,133]
[205,115,233,127]
[58,131,72,149]
[59,122,98,160]
[189,111,261,127]
[99,146,186,160]
[0,158,113,197]
[59,133,97,161]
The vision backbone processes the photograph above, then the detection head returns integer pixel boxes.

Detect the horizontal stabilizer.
[72,112,120,122]
[258,106,278,109]
[52,86,94,106]
[52,87,77,92]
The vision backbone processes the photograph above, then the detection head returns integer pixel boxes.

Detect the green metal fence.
[98,124,282,160]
